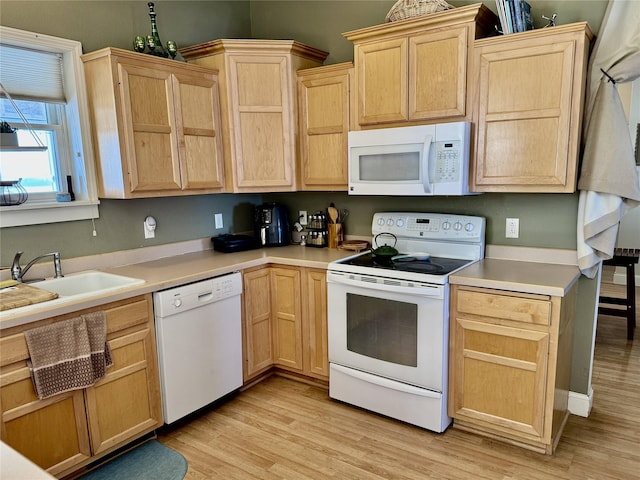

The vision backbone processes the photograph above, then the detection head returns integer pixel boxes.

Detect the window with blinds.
[0,45,65,102]
[0,26,98,227]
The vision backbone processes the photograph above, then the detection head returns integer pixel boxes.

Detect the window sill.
[0,200,100,227]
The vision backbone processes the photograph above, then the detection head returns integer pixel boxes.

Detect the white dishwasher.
[154,272,243,424]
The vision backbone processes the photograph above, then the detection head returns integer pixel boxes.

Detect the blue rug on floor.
[78,440,187,480]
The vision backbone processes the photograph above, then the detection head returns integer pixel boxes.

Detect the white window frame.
[0,26,99,227]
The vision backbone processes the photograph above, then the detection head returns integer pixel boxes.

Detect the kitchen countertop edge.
[450,258,581,297]
[2,247,582,329]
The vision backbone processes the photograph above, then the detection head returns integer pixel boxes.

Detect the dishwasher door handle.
[197,291,214,303]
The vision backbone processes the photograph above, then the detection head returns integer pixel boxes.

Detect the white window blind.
[0,44,65,103]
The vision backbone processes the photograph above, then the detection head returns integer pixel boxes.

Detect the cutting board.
[0,281,59,311]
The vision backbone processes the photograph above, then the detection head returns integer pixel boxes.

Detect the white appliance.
[154,272,243,424]
[327,212,485,433]
[348,122,473,196]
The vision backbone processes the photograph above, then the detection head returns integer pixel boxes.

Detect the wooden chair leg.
[626,264,636,341]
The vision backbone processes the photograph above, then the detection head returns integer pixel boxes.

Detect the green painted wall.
[250,0,607,64]
[266,191,579,248]
[0,0,611,396]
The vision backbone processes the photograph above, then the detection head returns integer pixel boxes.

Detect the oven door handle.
[327,272,443,298]
[331,364,441,398]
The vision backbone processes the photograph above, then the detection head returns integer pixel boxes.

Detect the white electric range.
[326,212,485,433]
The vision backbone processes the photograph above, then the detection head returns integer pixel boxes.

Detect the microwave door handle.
[422,134,433,194]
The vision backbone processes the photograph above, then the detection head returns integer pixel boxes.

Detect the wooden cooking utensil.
[327,206,338,224]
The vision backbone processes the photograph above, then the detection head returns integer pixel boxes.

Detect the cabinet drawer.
[105,297,151,334]
[0,296,151,366]
[456,289,551,325]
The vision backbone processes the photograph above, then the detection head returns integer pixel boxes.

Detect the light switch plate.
[214,213,223,229]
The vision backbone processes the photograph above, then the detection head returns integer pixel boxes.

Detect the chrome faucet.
[11,251,64,282]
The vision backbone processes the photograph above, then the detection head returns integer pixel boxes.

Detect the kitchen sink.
[33,271,145,298]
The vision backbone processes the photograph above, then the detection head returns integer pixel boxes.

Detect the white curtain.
[577,0,640,278]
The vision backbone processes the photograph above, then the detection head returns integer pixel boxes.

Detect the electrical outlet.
[214,213,223,229]
[506,218,519,238]
[299,210,308,226]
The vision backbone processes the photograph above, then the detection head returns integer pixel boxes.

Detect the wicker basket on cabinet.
[385,0,453,22]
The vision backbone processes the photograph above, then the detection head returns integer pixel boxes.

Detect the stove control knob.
[442,221,451,230]
[377,217,385,226]
[465,222,474,232]
[387,218,394,227]
[454,222,463,231]
[396,219,405,227]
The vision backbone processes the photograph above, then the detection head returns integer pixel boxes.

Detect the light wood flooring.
[158,276,640,480]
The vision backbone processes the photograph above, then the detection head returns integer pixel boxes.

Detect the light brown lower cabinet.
[242,267,274,381]
[448,285,577,454]
[242,265,328,384]
[0,295,163,477]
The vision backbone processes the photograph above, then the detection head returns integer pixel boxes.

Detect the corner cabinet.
[82,48,225,198]
[297,63,353,191]
[180,40,328,193]
[343,3,497,127]
[448,284,577,454]
[471,22,593,192]
[271,266,304,371]
[242,267,273,381]
[0,295,163,477]
[242,265,329,384]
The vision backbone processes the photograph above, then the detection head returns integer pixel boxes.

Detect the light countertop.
[1,245,582,329]
[450,258,580,296]
[1,441,56,479]
[0,246,354,330]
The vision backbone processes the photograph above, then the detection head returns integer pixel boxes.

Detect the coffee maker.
[254,202,290,246]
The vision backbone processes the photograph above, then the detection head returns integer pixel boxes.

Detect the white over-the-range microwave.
[348,121,474,196]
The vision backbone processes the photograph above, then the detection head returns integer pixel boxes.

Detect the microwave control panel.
[433,140,461,183]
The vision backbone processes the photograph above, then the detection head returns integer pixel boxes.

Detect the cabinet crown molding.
[180,39,329,64]
[474,21,594,47]
[81,46,218,74]
[343,3,496,42]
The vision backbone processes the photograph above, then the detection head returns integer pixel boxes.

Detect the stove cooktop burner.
[340,252,472,276]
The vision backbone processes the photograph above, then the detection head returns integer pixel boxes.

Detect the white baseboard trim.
[568,388,593,417]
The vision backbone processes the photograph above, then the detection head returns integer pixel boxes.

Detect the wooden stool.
[598,248,639,340]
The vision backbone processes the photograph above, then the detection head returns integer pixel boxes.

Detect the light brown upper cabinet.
[82,48,225,198]
[297,63,354,191]
[343,3,497,128]
[180,40,328,193]
[471,23,593,193]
